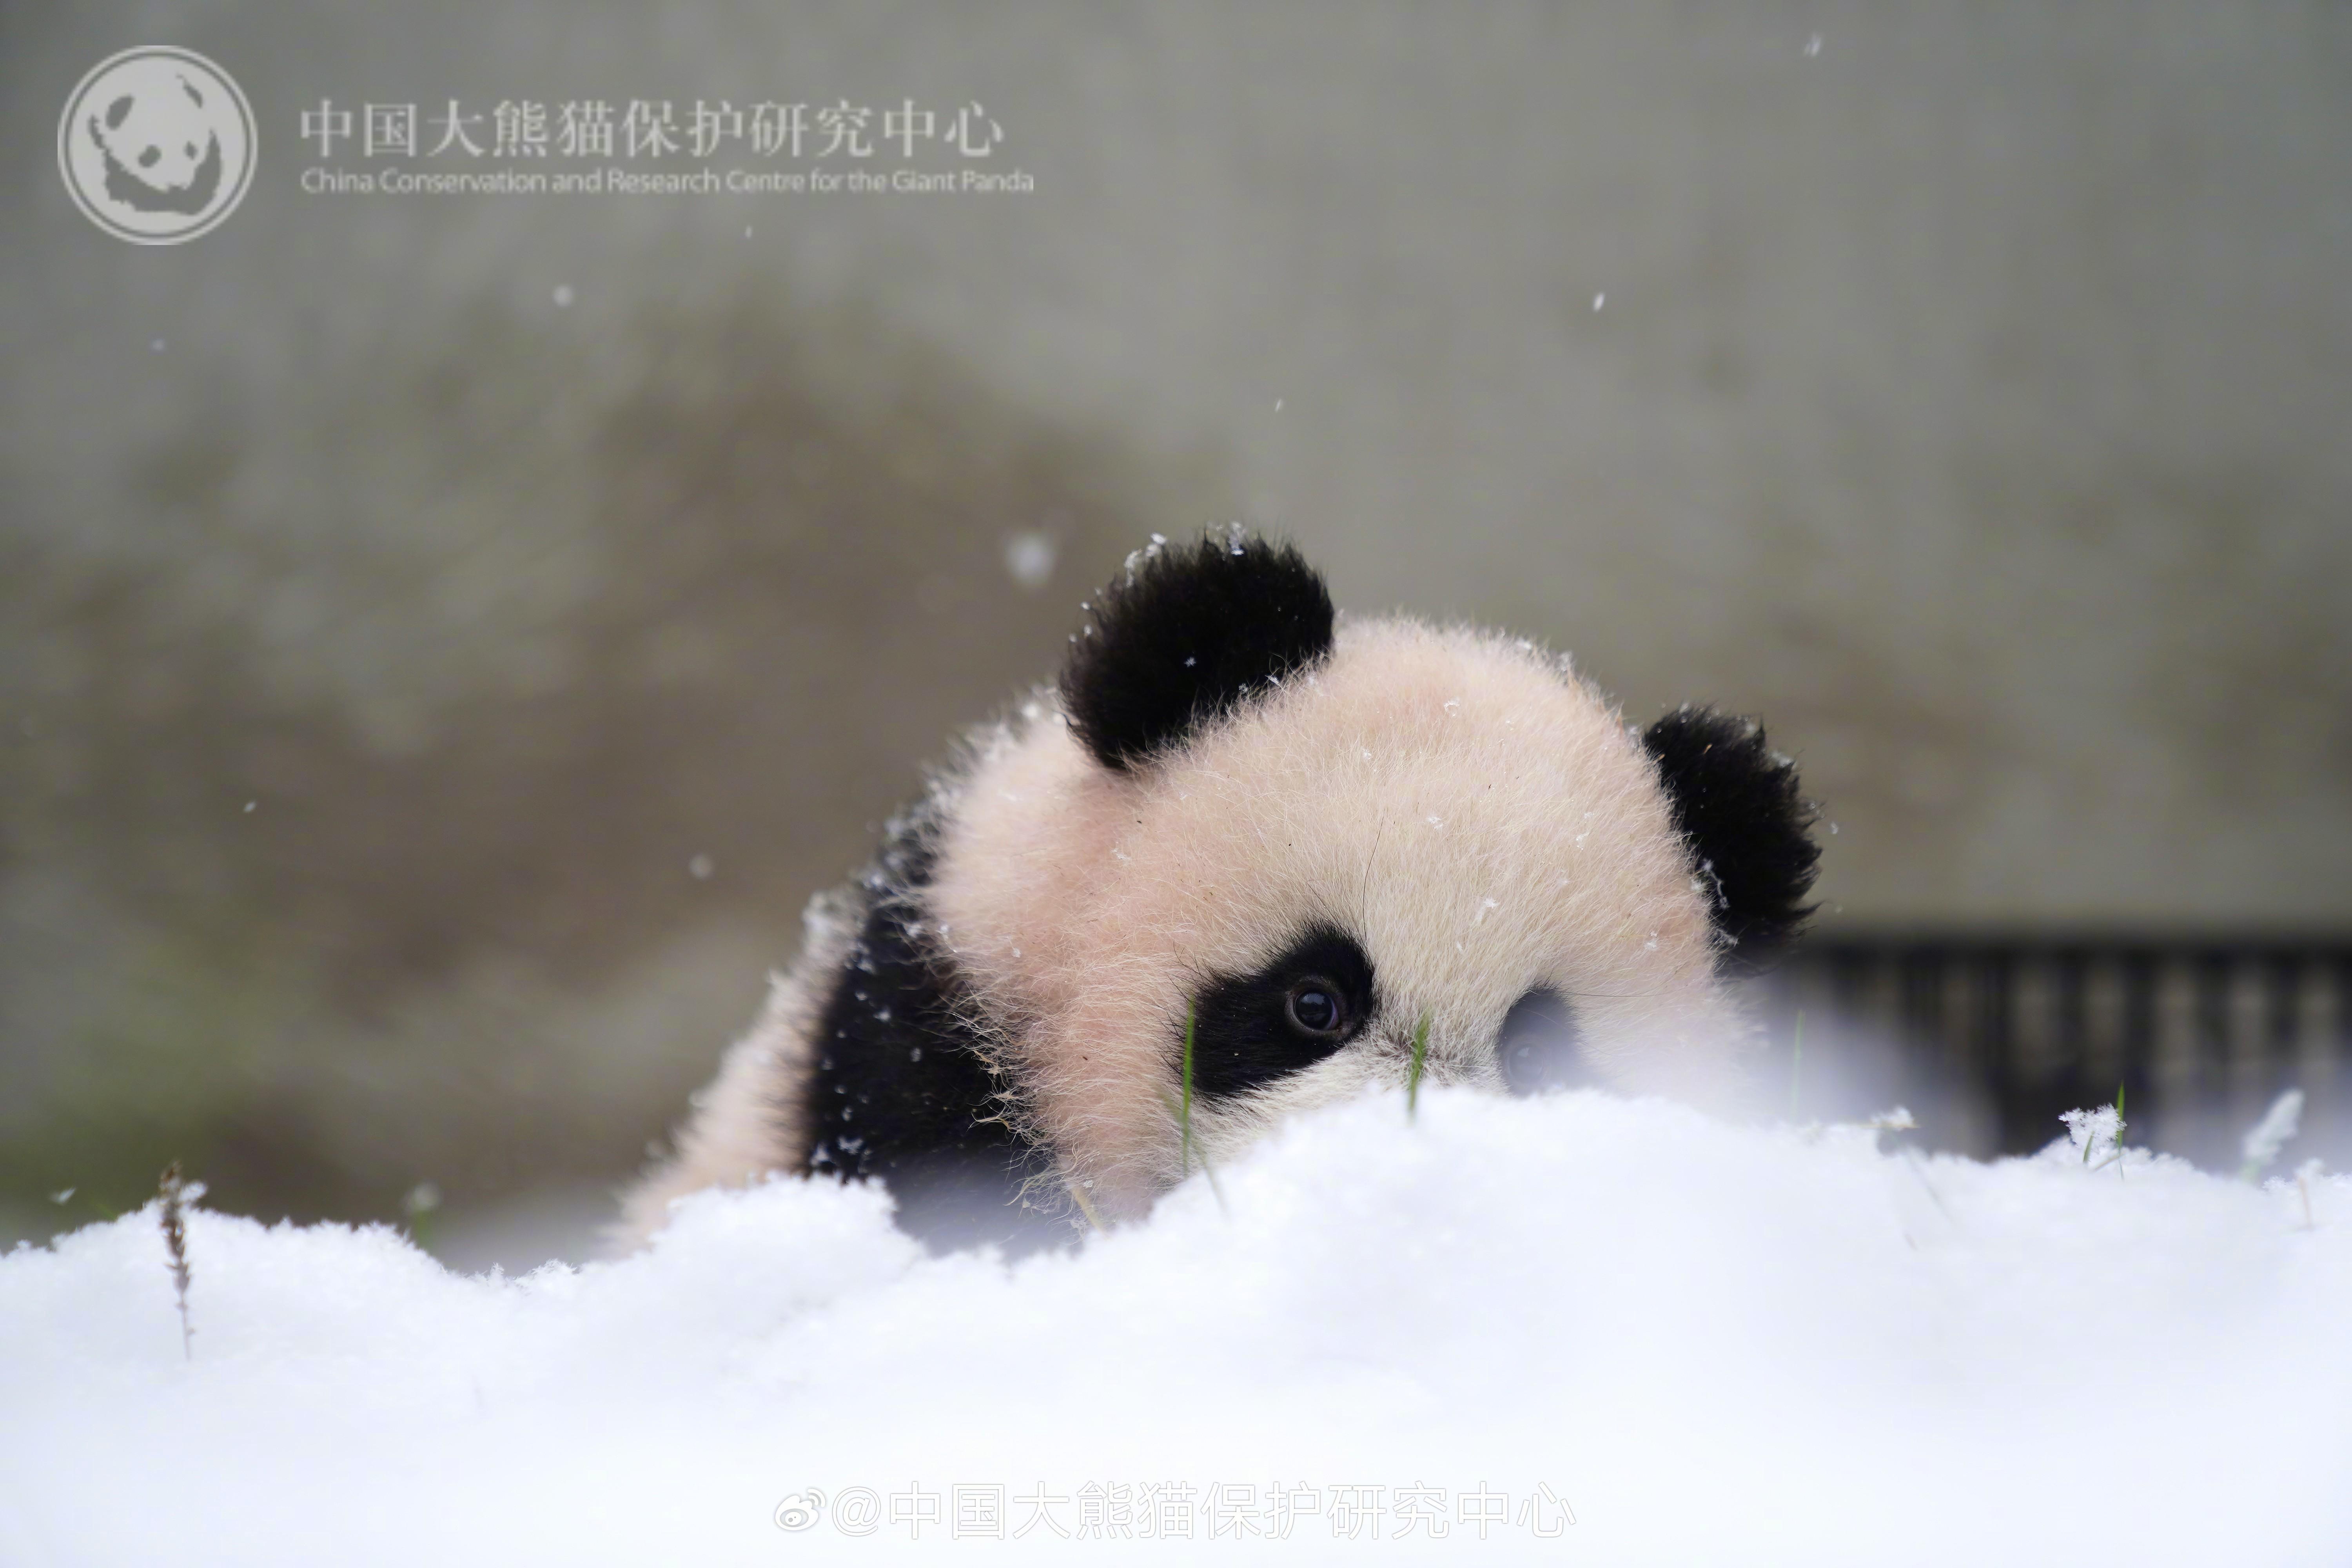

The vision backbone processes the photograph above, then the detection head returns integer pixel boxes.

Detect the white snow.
[2242,1089,2306,1180]
[3,1088,2346,1565]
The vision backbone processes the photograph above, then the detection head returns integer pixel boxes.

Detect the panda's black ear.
[1060,532,1335,771]
[1642,706,1821,975]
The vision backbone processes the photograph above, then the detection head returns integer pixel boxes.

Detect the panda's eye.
[1190,926,1376,1098]
[1284,976,1347,1038]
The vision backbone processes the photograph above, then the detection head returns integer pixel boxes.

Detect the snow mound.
[4,1088,2347,1565]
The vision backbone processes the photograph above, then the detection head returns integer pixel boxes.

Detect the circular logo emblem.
[58,48,255,245]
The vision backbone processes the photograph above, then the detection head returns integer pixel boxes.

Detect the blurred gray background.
[5,2,2348,1259]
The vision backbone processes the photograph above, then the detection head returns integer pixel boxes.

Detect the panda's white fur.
[617,892,857,1244]
[927,618,1737,1216]
[618,535,1813,1249]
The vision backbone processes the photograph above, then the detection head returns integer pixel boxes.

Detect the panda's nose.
[1495,988,1594,1095]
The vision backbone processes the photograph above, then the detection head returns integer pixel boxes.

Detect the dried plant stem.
[158,1161,193,1362]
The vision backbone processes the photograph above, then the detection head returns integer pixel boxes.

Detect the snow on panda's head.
[928,533,1818,1218]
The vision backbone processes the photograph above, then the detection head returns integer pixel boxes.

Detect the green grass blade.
[1406,1011,1432,1121]
[1789,1009,1805,1122]
[1180,1002,1197,1179]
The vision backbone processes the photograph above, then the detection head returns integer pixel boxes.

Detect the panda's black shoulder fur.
[1060,532,1336,771]
[1641,706,1821,975]
[801,803,1066,1253]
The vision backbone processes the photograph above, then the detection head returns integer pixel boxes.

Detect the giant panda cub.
[619,532,1818,1251]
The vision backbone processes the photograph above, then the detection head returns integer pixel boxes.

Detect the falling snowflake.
[1005,533,1057,589]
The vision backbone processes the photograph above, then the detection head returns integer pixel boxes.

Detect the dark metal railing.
[1750,935,2352,1167]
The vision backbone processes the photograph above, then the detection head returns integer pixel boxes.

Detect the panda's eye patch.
[1284,978,1345,1038]
[1189,926,1377,1099]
